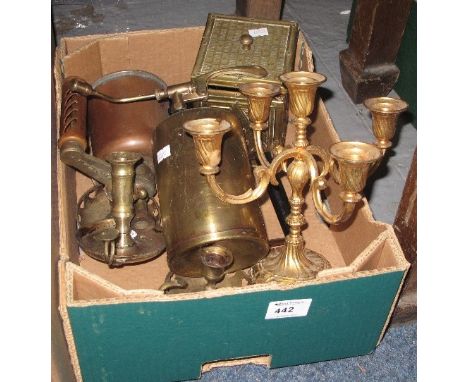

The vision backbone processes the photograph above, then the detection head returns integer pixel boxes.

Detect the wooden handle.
[58,77,88,150]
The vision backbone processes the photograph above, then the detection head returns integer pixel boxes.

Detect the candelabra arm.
[253,129,272,168]
[306,145,331,178]
[204,147,309,204]
[311,177,357,225]
[205,166,271,205]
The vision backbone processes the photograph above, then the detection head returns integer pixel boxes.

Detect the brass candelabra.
[184,71,407,284]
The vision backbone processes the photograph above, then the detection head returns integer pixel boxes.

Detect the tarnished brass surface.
[89,70,168,161]
[193,13,298,154]
[160,65,268,113]
[160,270,252,294]
[193,14,298,86]
[240,33,253,50]
[185,71,405,284]
[251,246,330,282]
[154,107,269,279]
[107,152,141,249]
[77,185,165,266]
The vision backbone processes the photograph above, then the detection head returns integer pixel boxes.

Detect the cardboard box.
[53,26,409,382]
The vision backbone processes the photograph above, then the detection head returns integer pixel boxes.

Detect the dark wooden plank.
[392,148,417,323]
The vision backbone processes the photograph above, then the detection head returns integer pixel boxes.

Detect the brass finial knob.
[240,33,253,50]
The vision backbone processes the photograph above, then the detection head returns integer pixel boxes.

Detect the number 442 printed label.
[264,299,313,320]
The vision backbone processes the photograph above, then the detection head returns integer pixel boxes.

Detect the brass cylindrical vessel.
[89,70,168,161]
[154,107,269,278]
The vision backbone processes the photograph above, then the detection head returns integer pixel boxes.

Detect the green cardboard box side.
[54,25,409,382]
[69,272,404,382]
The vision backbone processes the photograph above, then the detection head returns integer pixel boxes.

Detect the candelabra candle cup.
[329,142,383,203]
[364,97,409,150]
[238,82,281,130]
[279,71,326,118]
[183,118,231,175]
[239,82,282,168]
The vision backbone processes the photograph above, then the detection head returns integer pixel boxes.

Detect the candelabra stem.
[252,156,330,283]
[295,117,311,148]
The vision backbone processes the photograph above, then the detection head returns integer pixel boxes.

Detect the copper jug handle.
[58,77,88,150]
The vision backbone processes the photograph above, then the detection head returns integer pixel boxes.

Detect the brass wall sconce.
[184,71,408,284]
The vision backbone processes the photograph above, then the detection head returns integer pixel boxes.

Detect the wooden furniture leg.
[236,0,284,20]
[339,0,413,103]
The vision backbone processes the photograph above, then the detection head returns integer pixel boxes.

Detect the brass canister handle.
[154,65,268,113]
[194,65,268,95]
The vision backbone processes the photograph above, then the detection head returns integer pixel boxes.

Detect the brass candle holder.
[364,96,409,151]
[184,71,407,284]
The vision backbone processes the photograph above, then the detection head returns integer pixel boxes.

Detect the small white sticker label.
[265,298,312,319]
[248,27,268,37]
[157,145,171,164]
[130,230,137,239]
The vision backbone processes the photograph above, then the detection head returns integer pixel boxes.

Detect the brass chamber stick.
[184,71,408,284]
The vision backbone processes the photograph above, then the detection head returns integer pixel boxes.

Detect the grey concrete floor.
[52,1,416,380]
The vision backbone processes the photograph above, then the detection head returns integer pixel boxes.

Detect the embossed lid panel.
[192,13,299,88]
